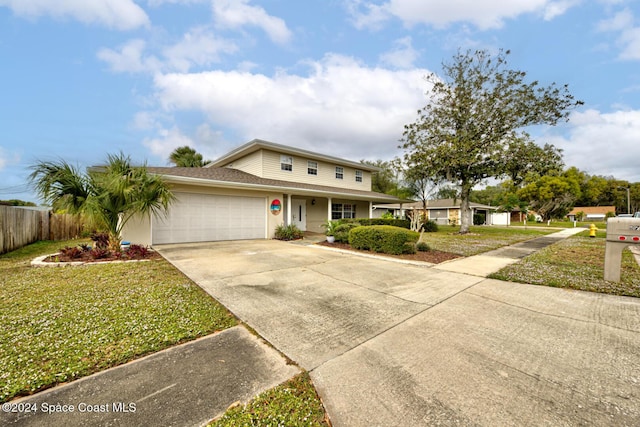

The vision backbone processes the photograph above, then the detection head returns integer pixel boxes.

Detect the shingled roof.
[147,166,405,203]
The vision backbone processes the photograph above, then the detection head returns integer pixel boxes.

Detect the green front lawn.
[489,235,640,297]
[421,225,554,256]
[510,220,608,228]
[0,240,237,402]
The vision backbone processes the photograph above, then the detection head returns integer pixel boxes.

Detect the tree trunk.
[459,183,473,234]
[108,232,122,253]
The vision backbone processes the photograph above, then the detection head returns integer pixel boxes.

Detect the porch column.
[327,197,332,221]
[369,201,373,218]
[287,193,292,226]
[399,203,403,219]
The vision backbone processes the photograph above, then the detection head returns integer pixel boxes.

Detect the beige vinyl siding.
[223,150,263,176]
[260,150,372,191]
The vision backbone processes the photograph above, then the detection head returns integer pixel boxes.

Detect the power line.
[0,184,32,195]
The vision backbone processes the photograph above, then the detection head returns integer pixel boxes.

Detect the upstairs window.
[355,170,363,183]
[307,161,318,175]
[335,166,344,180]
[280,155,293,172]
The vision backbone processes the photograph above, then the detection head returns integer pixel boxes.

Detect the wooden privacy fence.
[0,206,86,254]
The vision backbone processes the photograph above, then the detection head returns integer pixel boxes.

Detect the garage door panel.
[152,193,266,244]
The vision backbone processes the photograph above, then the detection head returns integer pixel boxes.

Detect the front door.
[292,199,307,231]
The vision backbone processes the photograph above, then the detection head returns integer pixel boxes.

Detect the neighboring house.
[122,139,405,245]
[373,199,500,225]
[566,206,615,222]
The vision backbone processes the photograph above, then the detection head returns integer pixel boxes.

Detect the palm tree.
[169,146,210,167]
[30,153,174,252]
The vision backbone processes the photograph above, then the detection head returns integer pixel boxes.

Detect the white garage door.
[152,192,266,244]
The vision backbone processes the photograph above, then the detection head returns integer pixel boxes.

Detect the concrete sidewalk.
[434,227,586,276]
[1,326,299,427]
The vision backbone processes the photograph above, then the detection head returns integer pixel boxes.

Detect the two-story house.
[122,139,405,245]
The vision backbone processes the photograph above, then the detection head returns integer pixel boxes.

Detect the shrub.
[421,220,438,232]
[334,222,360,243]
[473,213,485,225]
[59,246,83,259]
[127,244,149,259]
[416,241,430,252]
[90,232,110,250]
[321,220,338,236]
[90,248,111,259]
[404,243,417,254]
[349,225,420,255]
[274,224,304,241]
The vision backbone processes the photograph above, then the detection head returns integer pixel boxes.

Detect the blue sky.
[1,0,639,203]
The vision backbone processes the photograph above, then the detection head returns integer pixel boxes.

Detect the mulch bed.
[317,241,461,264]
[45,250,161,263]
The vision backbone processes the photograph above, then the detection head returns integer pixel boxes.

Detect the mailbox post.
[604,217,640,282]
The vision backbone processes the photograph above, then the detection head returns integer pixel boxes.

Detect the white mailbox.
[604,217,640,282]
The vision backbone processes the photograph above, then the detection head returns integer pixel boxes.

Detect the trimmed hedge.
[421,219,439,232]
[349,225,420,255]
[340,218,411,229]
[334,222,361,243]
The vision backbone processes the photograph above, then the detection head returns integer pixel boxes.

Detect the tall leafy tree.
[402,49,581,233]
[169,146,210,167]
[30,153,174,251]
[518,170,582,220]
[362,159,413,198]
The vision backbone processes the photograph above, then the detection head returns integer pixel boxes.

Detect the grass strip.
[209,372,329,427]
[421,225,554,256]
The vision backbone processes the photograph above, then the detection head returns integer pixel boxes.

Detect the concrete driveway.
[156,240,640,426]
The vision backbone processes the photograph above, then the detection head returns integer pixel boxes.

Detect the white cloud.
[347,0,390,30]
[141,122,225,163]
[597,8,640,60]
[618,27,640,60]
[0,146,21,171]
[131,111,162,131]
[147,0,206,5]
[379,36,419,69]
[98,29,237,74]
[0,147,7,171]
[0,0,149,30]
[97,39,162,74]
[347,0,577,30]
[543,0,581,20]
[162,27,237,72]
[212,0,292,45]
[143,126,196,161]
[597,8,633,31]
[545,109,640,182]
[152,54,431,160]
